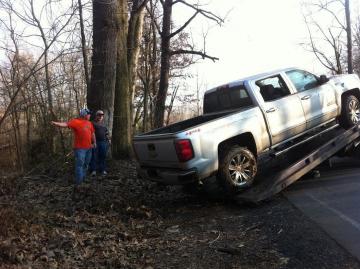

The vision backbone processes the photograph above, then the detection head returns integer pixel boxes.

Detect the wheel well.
[341,89,360,104]
[218,132,257,158]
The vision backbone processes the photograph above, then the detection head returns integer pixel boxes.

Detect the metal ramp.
[234,125,360,203]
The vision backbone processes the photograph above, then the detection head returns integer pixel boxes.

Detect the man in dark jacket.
[90,110,110,176]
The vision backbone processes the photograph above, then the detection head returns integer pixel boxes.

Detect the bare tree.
[354,16,360,74]
[152,0,223,128]
[112,0,149,159]
[87,0,118,133]
[77,0,90,91]
[165,84,178,125]
[302,0,353,74]
[136,2,200,133]
[345,0,353,73]
[137,10,158,132]
[0,0,88,168]
[0,0,76,120]
[304,15,344,74]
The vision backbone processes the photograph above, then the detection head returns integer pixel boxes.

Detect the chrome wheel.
[348,98,360,124]
[218,146,257,193]
[340,95,360,129]
[228,153,256,187]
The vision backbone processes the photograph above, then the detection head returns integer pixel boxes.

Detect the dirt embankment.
[0,160,359,269]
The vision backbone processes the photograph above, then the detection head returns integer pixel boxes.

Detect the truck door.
[256,75,307,145]
[285,69,338,129]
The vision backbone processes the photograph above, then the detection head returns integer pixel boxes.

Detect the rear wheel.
[217,146,257,194]
[340,94,360,128]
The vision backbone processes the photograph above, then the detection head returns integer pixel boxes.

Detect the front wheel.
[217,146,257,194]
[340,94,360,128]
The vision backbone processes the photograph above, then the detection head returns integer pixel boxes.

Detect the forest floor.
[1,160,360,269]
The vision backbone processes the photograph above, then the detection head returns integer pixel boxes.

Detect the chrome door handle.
[301,95,311,100]
[266,107,276,113]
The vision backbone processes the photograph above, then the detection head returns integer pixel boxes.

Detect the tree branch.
[173,0,223,25]
[311,1,346,30]
[137,0,150,12]
[169,10,199,38]
[170,49,218,61]
[304,14,335,72]
[145,4,162,35]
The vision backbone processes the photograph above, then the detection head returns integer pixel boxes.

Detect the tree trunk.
[30,0,57,153]
[142,81,149,132]
[345,0,353,74]
[112,0,147,158]
[78,0,90,91]
[128,0,146,125]
[112,0,131,159]
[87,0,118,133]
[140,34,150,132]
[165,85,178,125]
[149,14,158,131]
[154,0,172,129]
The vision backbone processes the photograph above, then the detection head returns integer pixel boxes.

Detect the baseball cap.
[79,108,91,117]
[96,110,104,116]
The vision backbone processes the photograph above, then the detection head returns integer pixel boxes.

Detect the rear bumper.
[137,165,198,185]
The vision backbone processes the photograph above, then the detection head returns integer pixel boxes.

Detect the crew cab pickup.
[133,68,360,192]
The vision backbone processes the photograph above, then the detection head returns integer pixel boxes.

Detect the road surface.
[285,157,360,261]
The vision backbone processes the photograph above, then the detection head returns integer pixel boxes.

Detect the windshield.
[203,85,254,114]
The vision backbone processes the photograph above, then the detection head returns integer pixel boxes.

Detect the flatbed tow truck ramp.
[233,124,360,203]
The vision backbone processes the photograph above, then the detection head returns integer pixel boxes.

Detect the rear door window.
[203,86,253,113]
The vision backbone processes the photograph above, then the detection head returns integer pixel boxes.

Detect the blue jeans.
[90,141,108,173]
[74,148,92,185]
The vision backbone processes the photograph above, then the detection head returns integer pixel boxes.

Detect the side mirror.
[319,74,329,84]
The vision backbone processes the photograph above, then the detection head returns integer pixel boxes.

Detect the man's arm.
[92,133,97,148]
[51,121,68,128]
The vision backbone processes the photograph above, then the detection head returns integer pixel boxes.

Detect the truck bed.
[137,108,251,137]
[133,105,261,171]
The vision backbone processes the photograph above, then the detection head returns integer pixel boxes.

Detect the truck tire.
[340,94,360,128]
[217,146,257,194]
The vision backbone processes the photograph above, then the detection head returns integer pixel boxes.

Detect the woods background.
[0,0,359,173]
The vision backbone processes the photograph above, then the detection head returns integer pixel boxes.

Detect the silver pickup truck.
[133,67,360,192]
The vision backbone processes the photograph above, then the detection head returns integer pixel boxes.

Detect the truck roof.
[205,67,297,95]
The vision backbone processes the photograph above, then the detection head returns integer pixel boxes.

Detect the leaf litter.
[0,160,359,268]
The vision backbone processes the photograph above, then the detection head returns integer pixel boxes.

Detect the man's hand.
[92,142,97,148]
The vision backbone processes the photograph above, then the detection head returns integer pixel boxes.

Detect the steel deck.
[234,125,360,203]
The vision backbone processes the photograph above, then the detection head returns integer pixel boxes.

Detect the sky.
[1,0,358,103]
[174,0,359,93]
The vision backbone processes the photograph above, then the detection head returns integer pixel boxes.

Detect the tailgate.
[133,138,179,165]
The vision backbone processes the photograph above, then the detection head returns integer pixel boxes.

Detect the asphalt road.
[285,157,360,261]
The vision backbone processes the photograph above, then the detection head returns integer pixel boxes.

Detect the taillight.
[174,139,194,162]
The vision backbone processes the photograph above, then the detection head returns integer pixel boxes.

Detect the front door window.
[285,70,319,92]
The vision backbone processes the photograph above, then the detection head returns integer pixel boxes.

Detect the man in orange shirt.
[51,108,96,187]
